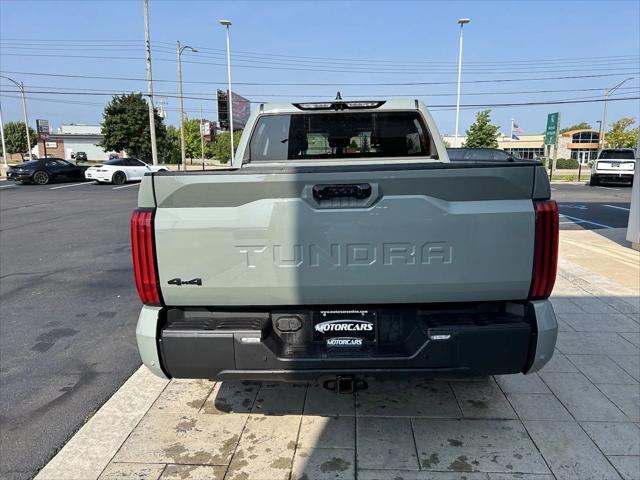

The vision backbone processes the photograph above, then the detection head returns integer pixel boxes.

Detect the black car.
[6,158,86,185]
[73,151,88,162]
[447,148,520,162]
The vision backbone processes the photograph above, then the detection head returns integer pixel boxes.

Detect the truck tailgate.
[150,164,540,306]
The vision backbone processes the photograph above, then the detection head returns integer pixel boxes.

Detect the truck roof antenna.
[335,91,342,100]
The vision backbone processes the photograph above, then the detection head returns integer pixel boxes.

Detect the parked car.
[132,99,558,391]
[73,151,88,162]
[6,158,86,185]
[84,158,168,185]
[590,148,636,186]
[447,147,520,162]
[108,153,119,159]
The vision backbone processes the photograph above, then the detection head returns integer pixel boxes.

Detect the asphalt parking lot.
[0,180,142,480]
[0,178,636,480]
[553,182,632,230]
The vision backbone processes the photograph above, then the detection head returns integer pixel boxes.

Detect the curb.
[34,367,169,480]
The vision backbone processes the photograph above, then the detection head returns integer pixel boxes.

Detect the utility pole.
[20,82,32,159]
[0,102,7,167]
[200,105,205,170]
[143,0,158,165]
[454,18,470,148]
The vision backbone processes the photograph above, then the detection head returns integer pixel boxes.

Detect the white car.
[590,148,636,186]
[84,158,168,185]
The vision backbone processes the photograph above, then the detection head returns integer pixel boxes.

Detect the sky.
[1,0,639,136]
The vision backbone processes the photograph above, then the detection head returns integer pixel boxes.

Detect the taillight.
[529,200,559,299]
[131,208,161,305]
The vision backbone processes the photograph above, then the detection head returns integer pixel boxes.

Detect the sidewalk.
[35,229,639,480]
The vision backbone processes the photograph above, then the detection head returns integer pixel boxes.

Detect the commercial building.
[443,128,602,164]
[37,124,118,161]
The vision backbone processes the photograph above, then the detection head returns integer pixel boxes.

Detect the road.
[0,180,142,480]
[0,178,633,479]
[552,182,632,230]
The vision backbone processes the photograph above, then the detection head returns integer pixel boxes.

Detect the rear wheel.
[112,171,126,185]
[32,171,50,185]
[589,175,599,186]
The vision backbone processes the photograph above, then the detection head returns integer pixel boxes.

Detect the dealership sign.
[36,119,50,139]
[544,112,560,145]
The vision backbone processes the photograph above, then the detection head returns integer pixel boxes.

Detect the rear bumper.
[592,171,634,181]
[84,172,111,182]
[136,300,557,381]
[6,172,32,182]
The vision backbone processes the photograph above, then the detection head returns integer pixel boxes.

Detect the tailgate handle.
[312,183,372,200]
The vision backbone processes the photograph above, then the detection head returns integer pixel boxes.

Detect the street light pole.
[454,18,470,148]
[0,102,7,167]
[600,77,633,148]
[0,75,32,159]
[219,19,234,163]
[143,0,158,165]
[176,41,198,171]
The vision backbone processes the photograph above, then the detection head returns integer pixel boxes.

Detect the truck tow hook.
[322,376,368,394]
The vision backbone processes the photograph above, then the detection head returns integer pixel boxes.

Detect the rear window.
[249,111,432,161]
[599,150,635,159]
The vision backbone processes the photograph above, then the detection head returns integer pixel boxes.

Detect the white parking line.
[0,184,16,189]
[112,183,139,190]
[603,204,630,211]
[50,182,91,190]
[594,185,620,191]
[560,213,613,229]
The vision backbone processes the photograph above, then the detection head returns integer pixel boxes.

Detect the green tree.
[360,136,370,153]
[211,130,243,163]
[463,110,499,148]
[100,93,168,162]
[182,118,216,160]
[560,122,592,133]
[605,117,638,148]
[164,125,181,164]
[4,121,37,158]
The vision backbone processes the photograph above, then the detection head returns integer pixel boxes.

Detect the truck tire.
[589,175,599,186]
[112,171,126,185]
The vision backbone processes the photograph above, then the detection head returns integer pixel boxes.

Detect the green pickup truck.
[132,99,558,390]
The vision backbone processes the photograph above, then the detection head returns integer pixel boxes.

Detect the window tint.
[105,159,126,166]
[572,131,600,144]
[127,159,146,166]
[447,148,516,161]
[46,159,66,168]
[250,112,431,161]
[599,150,635,159]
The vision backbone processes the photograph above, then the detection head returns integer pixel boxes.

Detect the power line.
[4,37,637,67]
[2,43,638,72]
[2,51,639,76]
[4,83,637,99]
[2,69,638,86]
[2,89,637,108]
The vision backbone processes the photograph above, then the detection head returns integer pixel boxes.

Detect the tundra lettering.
[236,241,453,267]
